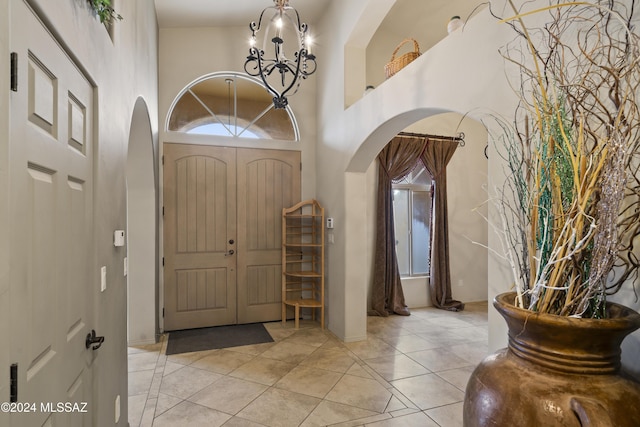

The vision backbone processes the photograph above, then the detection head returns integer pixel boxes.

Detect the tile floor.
[128,301,488,427]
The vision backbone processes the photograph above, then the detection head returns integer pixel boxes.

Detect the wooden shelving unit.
[281,199,325,329]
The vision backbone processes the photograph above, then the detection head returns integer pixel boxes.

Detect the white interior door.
[8,2,96,425]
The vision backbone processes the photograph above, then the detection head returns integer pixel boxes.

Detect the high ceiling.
[153,0,484,90]
[154,0,333,28]
[153,0,478,32]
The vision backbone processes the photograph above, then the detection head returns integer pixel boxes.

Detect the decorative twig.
[487,0,640,316]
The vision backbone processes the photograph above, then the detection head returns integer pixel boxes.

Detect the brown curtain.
[370,136,426,316]
[420,139,465,311]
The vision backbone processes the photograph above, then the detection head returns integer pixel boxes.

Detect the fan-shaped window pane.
[188,123,260,138]
[167,73,297,141]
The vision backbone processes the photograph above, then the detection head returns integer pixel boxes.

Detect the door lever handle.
[85,330,105,350]
[225,249,235,256]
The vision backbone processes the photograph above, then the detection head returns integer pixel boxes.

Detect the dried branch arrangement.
[490,0,640,317]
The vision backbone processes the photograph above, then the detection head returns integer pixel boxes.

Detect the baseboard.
[127,338,157,346]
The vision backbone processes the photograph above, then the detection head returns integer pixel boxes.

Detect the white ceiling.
[153,0,478,32]
[154,0,333,28]
[154,0,483,87]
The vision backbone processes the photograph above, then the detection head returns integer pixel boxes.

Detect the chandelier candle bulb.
[275,18,282,38]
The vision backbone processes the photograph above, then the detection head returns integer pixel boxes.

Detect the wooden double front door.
[163,144,301,330]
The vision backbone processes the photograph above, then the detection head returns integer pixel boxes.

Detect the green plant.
[88,0,122,26]
[489,0,640,317]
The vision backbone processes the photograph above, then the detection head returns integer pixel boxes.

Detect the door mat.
[165,323,274,355]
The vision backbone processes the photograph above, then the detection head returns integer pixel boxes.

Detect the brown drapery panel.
[420,139,465,311]
[370,136,426,316]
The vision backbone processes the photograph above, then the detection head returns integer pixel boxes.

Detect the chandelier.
[244,0,317,109]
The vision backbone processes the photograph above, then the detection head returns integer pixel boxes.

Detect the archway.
[126,97,158,345]
[345,109,488,333]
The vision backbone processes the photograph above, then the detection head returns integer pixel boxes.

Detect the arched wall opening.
[306,0,513,343]
[126,97,159,345]
[345,108,488,325]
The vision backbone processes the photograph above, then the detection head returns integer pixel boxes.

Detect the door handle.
[85,330,105,350]
[225,249,235,256]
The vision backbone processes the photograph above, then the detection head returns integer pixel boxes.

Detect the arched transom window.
[167,72,298,141]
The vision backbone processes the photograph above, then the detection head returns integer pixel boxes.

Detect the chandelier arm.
[245,49,277,77]
[277,50,305,99]
[249,4,271,34]
[264,65,278,77]
[292,9,304,33]
[244,59,259,76]
[248,48,288,105]
[301,56,317,76]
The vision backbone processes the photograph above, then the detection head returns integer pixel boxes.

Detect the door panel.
[237,149,301,323]
[9,2,95,425]
[164,143,237,330]
[163,145,301,329]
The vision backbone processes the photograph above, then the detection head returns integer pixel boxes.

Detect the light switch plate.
[115,395,120,423]
[101,266,107,292]
[114,230,125,247]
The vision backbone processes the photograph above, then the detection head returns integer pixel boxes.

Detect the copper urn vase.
[463,292,640,426]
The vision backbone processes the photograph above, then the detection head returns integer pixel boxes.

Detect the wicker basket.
[384,38,421,79]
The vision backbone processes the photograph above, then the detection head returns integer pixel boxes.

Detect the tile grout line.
[130,305,488,426]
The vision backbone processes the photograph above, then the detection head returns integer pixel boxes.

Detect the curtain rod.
[397,131,465,146]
